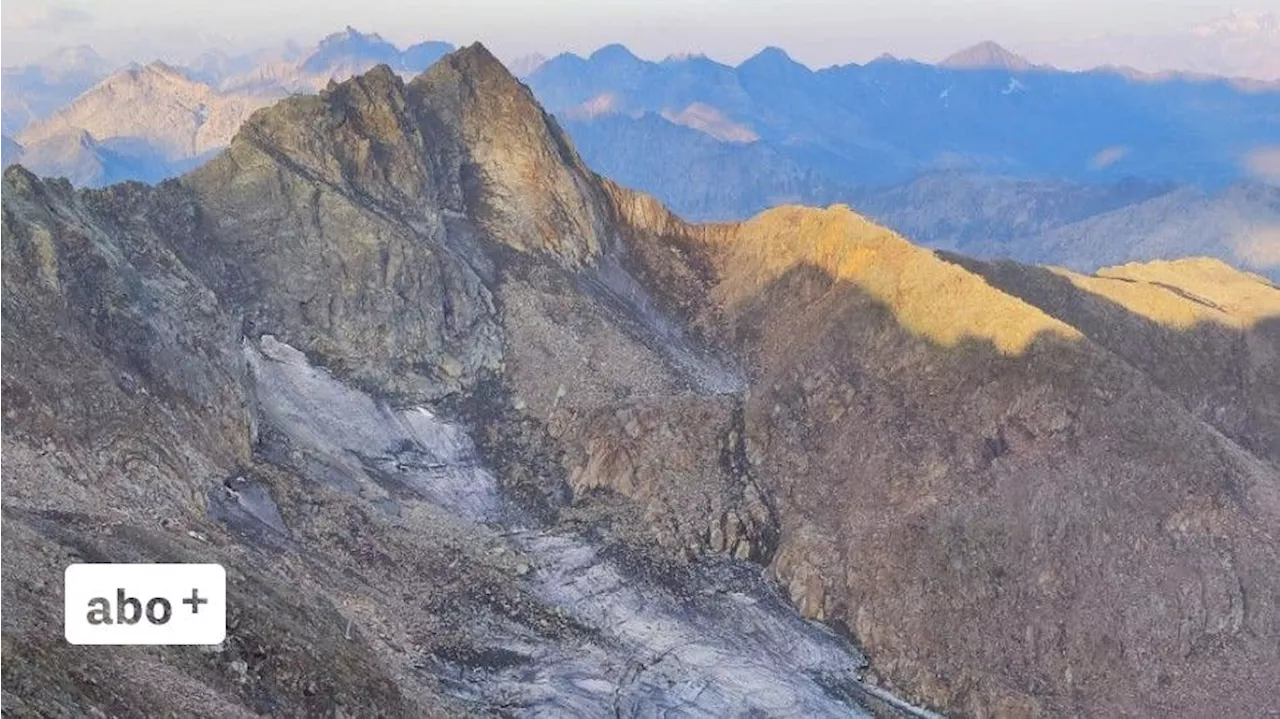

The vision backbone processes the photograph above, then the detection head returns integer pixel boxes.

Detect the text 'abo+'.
[65,564,226,645]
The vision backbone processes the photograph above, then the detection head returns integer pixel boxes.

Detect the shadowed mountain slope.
[4,45,1279,718]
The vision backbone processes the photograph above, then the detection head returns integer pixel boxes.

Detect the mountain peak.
[202,45,607,265]
[940,41,1033,71]
[589,43,642,65]
[746,46,794,63]
[302,26,399,74]
[739,46,808,74]
[415,43,610,262]
[141,60,187,79]
[429,41,520,88]
[326,25,385,45]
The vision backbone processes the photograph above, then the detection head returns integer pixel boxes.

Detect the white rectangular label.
[65,563,226,645]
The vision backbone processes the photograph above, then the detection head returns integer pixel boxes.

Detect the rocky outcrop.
[4,44,1280,718]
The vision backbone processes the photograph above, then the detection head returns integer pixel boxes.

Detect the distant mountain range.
[525,41,1278,188]
[217,26,454,96]
[1026,10,1280,81]
[528,43,1279,278]
[1,45,112,135]
[562,107,1280,279]
[849,173,1280,278]
[2,29,456,186]
[2,29,1278,279]
[6,28,1278,184]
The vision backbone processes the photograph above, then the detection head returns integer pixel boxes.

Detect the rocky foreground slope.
[3,45,1279,717]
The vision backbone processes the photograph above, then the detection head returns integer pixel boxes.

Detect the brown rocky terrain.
[3,44,1279,717]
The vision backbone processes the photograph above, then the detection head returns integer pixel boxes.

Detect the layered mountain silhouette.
[4,44,1279,717]
[0,45,112,135]
[529,45,1280,278]
[524,43,1278,188]
[10,61,266,185]
[222,26,455,95]
[847,171,1280,279]
[8,32,1278,190]
[5,32,1278,281]
[3,29,456,187]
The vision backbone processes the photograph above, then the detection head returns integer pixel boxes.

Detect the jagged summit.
[589,43,643,65]
[301,26,399,74]
[139,59,188,79]
[940,40,1034,71]
[424,41,524,86]
[297,26,454,77]
[738,46,810,76]
[5,32,1280,719]
[315,25,391,50]
[196,42,608,266]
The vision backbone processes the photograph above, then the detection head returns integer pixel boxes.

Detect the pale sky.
[3,0,1277,67]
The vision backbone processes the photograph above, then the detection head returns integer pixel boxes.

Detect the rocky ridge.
[3,44,1279,718]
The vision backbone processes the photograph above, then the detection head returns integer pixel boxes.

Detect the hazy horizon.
[3,0,1278,73]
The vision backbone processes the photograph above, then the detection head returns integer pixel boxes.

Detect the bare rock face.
[4,43,1280,718]
[411,44,612,264]
[16,61,271,179]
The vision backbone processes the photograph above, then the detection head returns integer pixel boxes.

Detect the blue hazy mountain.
[520,41,1280,277]
[301,27,454,77]
[5,37,1277,277]
[526,42,1280,188]
[3,29,456,188]
[1,46,113,134]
